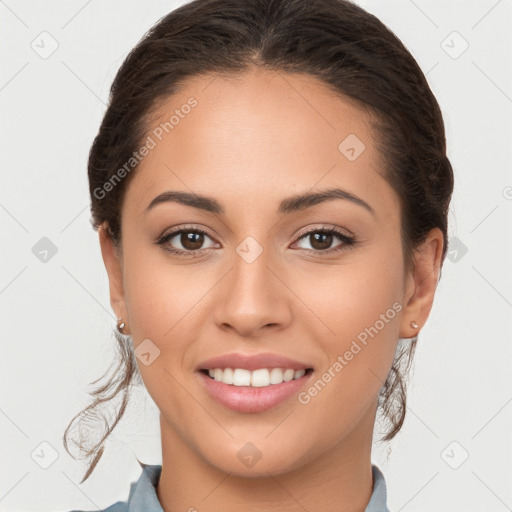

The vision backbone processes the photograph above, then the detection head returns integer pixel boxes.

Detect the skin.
[99,67,443,512]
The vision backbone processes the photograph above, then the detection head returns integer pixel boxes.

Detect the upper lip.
[197,352,312,371]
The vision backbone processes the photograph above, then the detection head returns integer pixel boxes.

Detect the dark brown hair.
[64,0,453,482]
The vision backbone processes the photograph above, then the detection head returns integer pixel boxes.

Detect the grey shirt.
[74,461,390,512]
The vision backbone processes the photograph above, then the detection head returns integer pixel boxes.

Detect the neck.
[156,407,377,512]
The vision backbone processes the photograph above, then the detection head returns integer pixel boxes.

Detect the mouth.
[196,352,314,413]
[199,367,314,387]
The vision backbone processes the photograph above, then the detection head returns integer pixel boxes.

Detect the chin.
[200,438,309,478]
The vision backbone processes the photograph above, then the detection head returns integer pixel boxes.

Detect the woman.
[64,0,453,510]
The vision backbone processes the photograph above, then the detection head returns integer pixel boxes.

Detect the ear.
[399,227,444,338]
[98,223,130,334]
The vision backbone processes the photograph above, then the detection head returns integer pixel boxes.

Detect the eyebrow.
[278,188,375,216]
[144,187,375,216]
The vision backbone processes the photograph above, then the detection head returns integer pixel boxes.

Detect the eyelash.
[155,225,357,258]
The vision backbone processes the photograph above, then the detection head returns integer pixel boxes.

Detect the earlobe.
[399,228,444,339]
[98,223,128,323]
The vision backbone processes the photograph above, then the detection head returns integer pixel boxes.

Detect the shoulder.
[66,462,163,512]
[366,464,391,512]
[67,502,127,512]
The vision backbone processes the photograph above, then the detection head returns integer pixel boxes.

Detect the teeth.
[251,369,270,387]
[294,369,306,379]
[283,369,295,382]
[222,367,234,385]
[270,368,284,384]
[233,368,251,386]
[205,367,309,387]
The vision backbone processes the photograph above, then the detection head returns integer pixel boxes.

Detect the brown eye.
[309,232,333,250]
[157,228,217,255]
[293,228,356,255]
[180,231,204,250]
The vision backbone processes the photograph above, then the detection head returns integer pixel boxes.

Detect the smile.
[202,367,312,387]
[196,352,314,413]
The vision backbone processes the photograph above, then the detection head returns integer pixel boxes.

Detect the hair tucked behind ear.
[63,331,141,483]
[65,0,453,481]
[377,337,418,441]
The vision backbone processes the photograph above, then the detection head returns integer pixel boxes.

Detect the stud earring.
[117,318,126,334]
[410,321,419,329]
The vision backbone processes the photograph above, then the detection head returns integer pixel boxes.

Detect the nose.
[212,246,293,338]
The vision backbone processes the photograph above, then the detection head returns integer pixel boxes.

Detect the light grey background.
[1,0,511,511]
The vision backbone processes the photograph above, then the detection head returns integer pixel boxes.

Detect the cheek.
[297,250,403,333]
[292,248,404,388]
[120,245,213,412]
[288,264,403,444]
[122,242,214,341]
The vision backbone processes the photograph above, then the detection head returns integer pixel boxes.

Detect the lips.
[196,352,314,412]
[197,352,312,372]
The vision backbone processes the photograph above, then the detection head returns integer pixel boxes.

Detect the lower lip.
[198,371,312,413]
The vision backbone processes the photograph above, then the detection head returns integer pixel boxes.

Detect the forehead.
[125,67,395,220]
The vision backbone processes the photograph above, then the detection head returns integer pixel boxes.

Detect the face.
[100,67,442,477]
